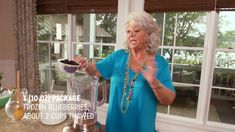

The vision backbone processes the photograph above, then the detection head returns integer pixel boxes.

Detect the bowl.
[58,59,80,74]
[0,90,10,108]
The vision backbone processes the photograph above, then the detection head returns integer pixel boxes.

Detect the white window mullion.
[167,13,178,115]
[116,0,131,50]
[48,16,53,87]
[67,14,76,59]
[196,11,219,124]
[89,14,96,58]
[160,13,166,56]
[66,14,76,100]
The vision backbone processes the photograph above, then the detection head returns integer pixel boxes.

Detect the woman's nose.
[129,31,135,36]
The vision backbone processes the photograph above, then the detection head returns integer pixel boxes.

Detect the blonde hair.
[124,11,161,54]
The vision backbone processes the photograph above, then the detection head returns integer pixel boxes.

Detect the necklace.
[120,52,148,114]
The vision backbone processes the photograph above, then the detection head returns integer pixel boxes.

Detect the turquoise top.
[96,49,175,132]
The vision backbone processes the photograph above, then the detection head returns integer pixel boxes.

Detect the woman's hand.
[74,56,101,77]
[142,56,157,86]
[142,55,176,105]
[74,56,88,70]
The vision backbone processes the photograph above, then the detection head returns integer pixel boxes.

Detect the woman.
[75,11,176,132]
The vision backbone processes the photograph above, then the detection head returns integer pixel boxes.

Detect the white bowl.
[58,59,80,74]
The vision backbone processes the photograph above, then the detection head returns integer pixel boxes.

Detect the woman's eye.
[126,30,130,33]
[134,29,140,32]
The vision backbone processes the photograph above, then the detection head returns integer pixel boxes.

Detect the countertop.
[0,107,67,132]
[0,108,105,132]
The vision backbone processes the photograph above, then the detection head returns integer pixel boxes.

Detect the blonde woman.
[75,11,176,132]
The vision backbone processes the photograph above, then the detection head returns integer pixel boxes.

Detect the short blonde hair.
[124,11,161,54]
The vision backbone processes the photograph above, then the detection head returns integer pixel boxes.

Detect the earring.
[146,44,155,56]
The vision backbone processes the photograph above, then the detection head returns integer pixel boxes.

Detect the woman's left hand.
[142,56,158,85]
[142,55,176,105]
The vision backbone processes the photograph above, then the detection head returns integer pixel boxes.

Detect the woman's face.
[126,23,148,50]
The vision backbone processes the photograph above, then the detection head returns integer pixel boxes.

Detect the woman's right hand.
[74,56,101,77]
[74,56,88,70]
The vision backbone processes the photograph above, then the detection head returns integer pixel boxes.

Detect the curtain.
[216,0,235,11]
[36,0,118,14]
[144,0,215,12]
[14,0,40,95]
[144,0,235,12]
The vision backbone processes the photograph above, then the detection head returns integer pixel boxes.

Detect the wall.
[0,0,17,88]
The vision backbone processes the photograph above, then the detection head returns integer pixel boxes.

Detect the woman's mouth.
[129,40,137,44]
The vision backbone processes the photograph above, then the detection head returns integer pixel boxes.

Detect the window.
[72,13,117,59]
[37,15,68,92]
[36,0,118,94]
[145,0,235,129]
[37,13,117,93]
[208,11,235,125]
[152,12,207,118]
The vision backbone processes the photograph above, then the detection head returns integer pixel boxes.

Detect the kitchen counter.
[0,107,67,132]
[0,108,105,132]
